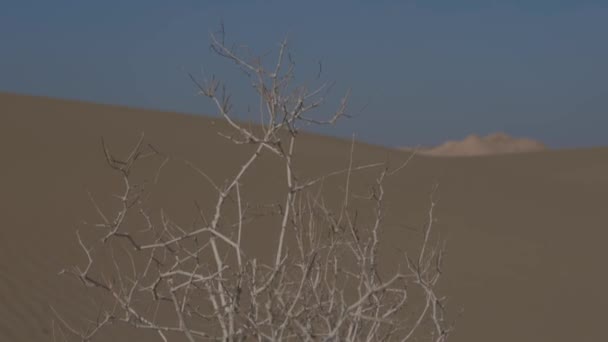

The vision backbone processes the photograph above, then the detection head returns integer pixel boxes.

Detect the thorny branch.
[56,30,453,341]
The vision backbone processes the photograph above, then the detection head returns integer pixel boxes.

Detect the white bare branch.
[59,29,453,342]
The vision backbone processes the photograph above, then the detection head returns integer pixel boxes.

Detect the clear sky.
[1,1,607,148]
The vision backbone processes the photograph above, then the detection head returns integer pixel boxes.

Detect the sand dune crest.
[404,132,546,157]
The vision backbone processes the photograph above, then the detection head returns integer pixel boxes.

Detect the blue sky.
[1,1,607,148]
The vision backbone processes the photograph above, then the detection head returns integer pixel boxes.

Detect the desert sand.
[401,132,547,157]
[2,92,608,341]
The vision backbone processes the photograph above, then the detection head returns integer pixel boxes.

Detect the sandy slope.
[2,92,608,341]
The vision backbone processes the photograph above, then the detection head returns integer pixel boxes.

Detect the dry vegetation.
[53,29,451,341]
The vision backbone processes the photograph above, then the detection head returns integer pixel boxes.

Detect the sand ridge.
[402,132,546,157]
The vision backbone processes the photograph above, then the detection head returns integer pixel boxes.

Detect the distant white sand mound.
[404,132,546,157]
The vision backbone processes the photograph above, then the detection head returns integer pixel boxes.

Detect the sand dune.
[403,132,547,156]
[2,92,608,341]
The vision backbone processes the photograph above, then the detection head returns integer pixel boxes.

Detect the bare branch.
[59,29,453,342]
